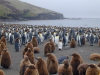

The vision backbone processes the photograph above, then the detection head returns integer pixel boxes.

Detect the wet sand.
[0,41,100,75]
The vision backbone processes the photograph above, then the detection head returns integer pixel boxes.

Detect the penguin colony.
[0,24,100,75]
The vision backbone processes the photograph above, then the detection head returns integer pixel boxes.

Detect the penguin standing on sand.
[89,33,94,46]
[81,35,85,46]
[58,40,63,50]
[10,33,14,44]
[22,32,26,45]
[77,33,81,46]
[55,34,59,46]
[51,33,55,42]
[85,33,89,42]
[8,32,11,42]
[39,32,44,43]
[14,30,20,40]
[29,31,33,42]
[63,33,69,46]
[94,34,98,43]
[15,38,21,52]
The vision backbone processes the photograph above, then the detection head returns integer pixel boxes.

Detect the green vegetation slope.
[0,0,64,20]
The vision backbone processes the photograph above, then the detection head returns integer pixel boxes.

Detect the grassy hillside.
[0,0,64,20]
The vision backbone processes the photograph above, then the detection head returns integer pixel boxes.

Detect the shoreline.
[1,19,100,28]
[0,23,99,29]
[0,18,65,22]
[1,18,100,22]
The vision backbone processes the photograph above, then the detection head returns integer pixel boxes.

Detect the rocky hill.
[0,0,64,20]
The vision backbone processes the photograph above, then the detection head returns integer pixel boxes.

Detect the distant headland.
[0,0,64,21]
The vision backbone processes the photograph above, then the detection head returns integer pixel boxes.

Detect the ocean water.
[3,18,100,28]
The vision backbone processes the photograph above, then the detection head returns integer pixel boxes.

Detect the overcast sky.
[20,0,100,18]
